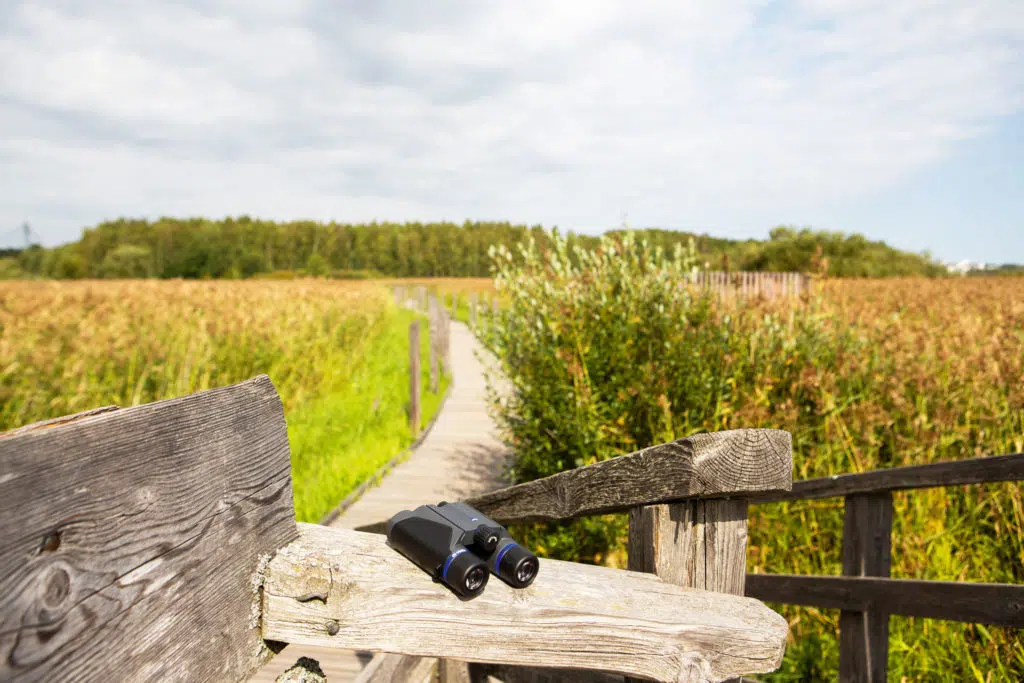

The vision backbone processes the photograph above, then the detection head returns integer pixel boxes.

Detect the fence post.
[428,296,440,394]
[444,306,452,372]
[409,320,421,436]
[417,286,427,312]
[628,499,748,593]
[469,293,478,329]
[627,499,750,683]
[624,431,793,683]
[839,492,893,683]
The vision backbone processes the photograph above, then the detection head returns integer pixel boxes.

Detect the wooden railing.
[402,290,451,436]
[744,454,1024,683]
[692,271,811,300]
[353,449,1024,683]
[0,378,793,683]
[351,430,796,683]
[7,371,1015,682]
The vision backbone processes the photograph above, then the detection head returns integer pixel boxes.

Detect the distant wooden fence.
[396,274,810,338]
[744,454,1024,682]
[693,271,811,299]
[391,286,451,436]
[0,381,793,683]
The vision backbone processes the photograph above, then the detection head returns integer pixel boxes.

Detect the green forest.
[1,217,951,279]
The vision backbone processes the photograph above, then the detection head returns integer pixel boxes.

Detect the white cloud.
[0,0,1021,248]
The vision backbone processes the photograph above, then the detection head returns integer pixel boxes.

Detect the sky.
[1,0,1022,263]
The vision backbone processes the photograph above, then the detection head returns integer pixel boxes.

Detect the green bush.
[52,251,87,279]
[306,253,329,277]
[100,245,155,278]
[482,230,847,563]
[0,258,24,279]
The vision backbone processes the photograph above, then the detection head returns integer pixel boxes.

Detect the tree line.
[1,217,951,279]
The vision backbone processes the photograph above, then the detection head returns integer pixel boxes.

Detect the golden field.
[745,278,1023,680]
[1,275,1021,680]
[0,279,449,522]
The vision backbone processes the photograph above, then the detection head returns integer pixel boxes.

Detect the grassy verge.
[288,307,450,522]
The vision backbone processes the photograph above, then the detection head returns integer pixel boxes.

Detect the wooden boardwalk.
[250,320,511,682]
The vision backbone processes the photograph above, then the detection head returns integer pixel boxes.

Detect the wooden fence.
[353,454,1024,683]
[2,375,1021,682]
[693,271,811,300]
[744,453,1024,682]
[391,285,452,436]
[0,380,793,683]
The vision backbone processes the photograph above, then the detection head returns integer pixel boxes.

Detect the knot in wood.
[38,530,62,553]
[42,565,71,608]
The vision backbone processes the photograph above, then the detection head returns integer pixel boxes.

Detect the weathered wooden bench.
[0,376,793,683]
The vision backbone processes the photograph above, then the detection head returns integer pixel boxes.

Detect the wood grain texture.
[353,653,437,683]
[744,574,1024,627]
[628,500,749,595]
[262,524,789,683]
[627,500,753,683]
[0,405,121,439]
[839,494,892,683]
[441,659,473,683]
[0,375,298,683]
[463,429,791,525]
[750,452,1024,503]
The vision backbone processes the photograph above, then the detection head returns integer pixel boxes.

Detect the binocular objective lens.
[465,566,486,592]
[517,558,538,585]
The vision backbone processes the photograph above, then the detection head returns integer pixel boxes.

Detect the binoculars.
[387,501,539,598]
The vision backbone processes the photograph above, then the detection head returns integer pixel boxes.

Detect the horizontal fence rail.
[262,524,789,683]
[749,452,1024,503]
[745,575,1024,628]
[353,428,792,534]
[744,451,1024,682]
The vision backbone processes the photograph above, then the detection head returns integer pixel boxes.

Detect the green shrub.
[0,258,24,279]
[306,253,329,277]
[100,244,155,278]
[482,230,848,563]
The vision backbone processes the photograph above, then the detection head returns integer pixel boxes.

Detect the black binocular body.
[386,501,538,598]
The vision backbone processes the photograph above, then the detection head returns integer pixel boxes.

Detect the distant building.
[947,260,990,275]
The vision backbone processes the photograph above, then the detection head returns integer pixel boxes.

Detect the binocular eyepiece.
[386,501,538,598]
